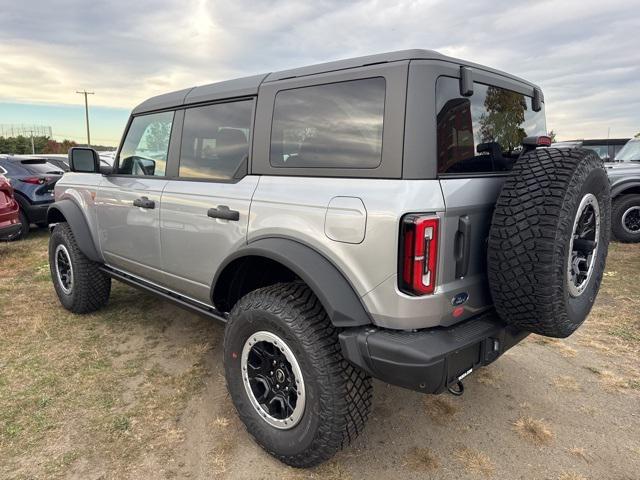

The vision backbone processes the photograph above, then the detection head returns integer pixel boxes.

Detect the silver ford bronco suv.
[47,50,611,467]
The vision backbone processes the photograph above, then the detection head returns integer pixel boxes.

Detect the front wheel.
[49,222,111,313]
[223,283,372,468]
[612,194,640,243]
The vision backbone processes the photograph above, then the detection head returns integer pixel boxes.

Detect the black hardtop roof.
[132,49,540,115]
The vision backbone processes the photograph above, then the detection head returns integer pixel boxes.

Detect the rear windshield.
[19,160,64,174]
[436,76,546,174]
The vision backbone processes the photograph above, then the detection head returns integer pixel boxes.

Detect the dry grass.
[552,375,581,391]
[476,367,503,386]
[423,396,458,423]
[454,447,494,478]
[212,416,231,428]
[0,231,218,479]
[558,472,587,480]
[513,417,554,446]
[579,243,640,358]
[566,446,590,463]
[406,447,439,471]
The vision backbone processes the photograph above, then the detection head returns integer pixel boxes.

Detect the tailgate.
[437,177,506,322]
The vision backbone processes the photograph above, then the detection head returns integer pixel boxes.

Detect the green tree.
[144,122,171,152]
[478,87,526,151]
[547,130,557,143]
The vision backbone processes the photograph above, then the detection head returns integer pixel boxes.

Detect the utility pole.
[29,131,35,154]
[76,90,94,147]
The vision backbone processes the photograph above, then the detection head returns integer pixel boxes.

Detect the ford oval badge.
[452,292,469,306]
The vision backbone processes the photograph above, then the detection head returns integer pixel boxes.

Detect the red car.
[0,174,21,240]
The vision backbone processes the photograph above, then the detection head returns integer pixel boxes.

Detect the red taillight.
[399,214,439,295]
[20,176,46,185]
[537,135,552,146]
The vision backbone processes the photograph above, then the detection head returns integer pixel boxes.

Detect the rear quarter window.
[270,77,386,169]
[436,76,546,175]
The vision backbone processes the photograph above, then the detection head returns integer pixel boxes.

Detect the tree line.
[0,136,115,155]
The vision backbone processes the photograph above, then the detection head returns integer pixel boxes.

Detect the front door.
[159,99,257,303]
[96,110,175,283]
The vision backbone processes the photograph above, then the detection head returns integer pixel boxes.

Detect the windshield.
[615,139,640,162]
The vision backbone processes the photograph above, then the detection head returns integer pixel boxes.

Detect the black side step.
[101,266,227,323]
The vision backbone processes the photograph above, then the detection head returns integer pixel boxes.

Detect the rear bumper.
[23,202,51,223]
[0,222,21,240]
[339,310,528,394]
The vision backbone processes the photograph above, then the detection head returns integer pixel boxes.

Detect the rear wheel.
[612,194,640,243]
[223,282,372,467]
[9,209,29,241]
[488,148,610,338]
[49,222,111,313]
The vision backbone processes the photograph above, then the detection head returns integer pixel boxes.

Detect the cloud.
[0,0,638,138]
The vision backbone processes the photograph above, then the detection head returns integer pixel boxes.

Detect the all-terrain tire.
[611,194,640,243]
[223,282,372,468]
[49,222,111,313]
[488,148,610,338]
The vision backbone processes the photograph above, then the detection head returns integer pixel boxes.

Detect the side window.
[270,77,385,169]
[118,111,174,176]
[179,100,252,180]
[436,77,546,174]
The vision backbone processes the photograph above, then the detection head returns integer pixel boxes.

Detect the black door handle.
[455,215,471,279]
[207,205,239,221]
[133,196,155,209]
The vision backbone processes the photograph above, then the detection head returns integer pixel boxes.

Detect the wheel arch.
[211,237,371,327]
[611,179,640,198]
[47,199,102,263]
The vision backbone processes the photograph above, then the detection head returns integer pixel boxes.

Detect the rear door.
[433,72,547,315]
[96,111,174,282]
[158,99,258,303]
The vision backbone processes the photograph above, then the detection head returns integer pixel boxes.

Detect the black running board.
[101,266,228,323]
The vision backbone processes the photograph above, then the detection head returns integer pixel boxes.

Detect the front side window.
[118,111,174,176]
[270,77,385,169]
[436,77,546,174]
[179,100,252,180]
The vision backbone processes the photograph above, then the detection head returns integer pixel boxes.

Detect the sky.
[0,0,638,146]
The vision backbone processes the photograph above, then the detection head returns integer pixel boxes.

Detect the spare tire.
[488,148,610,338]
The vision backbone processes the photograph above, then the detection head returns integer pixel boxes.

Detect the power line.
[76,90,95,147]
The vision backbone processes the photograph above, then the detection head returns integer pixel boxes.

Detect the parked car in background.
[552,138,629,162]
[607,138,640,242]
[26,154,70,172]
[98,151,116,166]
[0,174,21,240]
[0,156,65,239]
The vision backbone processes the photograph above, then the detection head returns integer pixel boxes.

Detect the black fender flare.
[611,178,640,198]
[47,199,102,262]
[212,237,371,327]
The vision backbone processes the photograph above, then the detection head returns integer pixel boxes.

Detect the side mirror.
[68,147,100,173]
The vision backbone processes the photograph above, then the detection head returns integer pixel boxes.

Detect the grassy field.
[1,230,638,479]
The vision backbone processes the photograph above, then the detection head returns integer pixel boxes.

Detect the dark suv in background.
[607,138,640,242]
[553,138,629,162]
[0,155,64,239]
